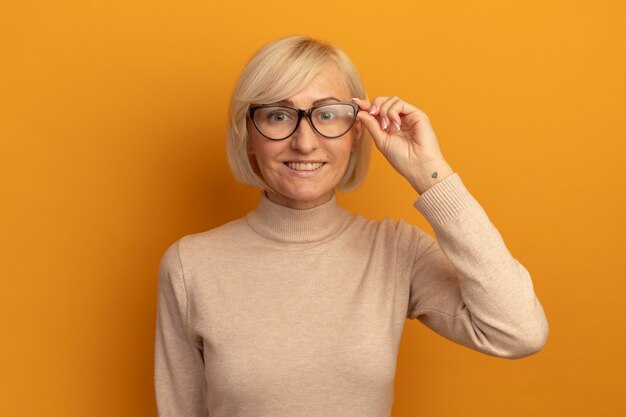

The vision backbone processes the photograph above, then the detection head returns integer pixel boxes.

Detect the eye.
[318,111,336,121]
[267,111,291,122]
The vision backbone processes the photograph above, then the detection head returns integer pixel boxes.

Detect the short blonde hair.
[226,35,371,192]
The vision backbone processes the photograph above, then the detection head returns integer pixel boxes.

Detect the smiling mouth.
[284,162,325,171]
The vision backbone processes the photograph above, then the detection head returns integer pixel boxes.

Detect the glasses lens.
[252,106,299,139]
[311,104,356,138]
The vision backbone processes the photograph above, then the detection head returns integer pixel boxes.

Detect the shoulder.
[343,212,429,278]
[345,211,426,249]
[159,216,251,267]
[181,217,250,250]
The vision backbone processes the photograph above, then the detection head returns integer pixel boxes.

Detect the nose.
[290,116,320,154]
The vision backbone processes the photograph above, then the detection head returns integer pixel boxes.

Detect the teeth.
[286,162,324,171]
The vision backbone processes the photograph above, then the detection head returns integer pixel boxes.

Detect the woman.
[154,35,549,416]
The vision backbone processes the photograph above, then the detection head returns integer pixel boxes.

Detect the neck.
[246,191,350,243]
[264,190,335,210]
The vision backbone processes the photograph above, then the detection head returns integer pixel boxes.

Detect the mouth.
[284,161,326,171]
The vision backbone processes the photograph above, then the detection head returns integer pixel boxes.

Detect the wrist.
[407,160,455,194]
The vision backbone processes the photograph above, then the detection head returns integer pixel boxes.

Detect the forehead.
[283,63,351,107]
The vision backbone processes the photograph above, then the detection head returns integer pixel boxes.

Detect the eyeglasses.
[248,102,359,141]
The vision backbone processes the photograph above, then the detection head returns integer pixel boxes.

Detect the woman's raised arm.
[354,96,548,357]
[405,173,549,358]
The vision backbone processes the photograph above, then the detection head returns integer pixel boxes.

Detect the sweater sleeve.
[405,173,549,359]
[154,240,208,416]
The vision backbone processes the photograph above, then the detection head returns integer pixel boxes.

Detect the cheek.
[328,142,355,177]
[248,128,267,159]
[247,125,260,155]
[248,133,282,175]
[247,119,268,155]
[247,132,266,176]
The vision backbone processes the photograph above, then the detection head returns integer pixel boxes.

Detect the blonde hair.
[226,35,371,192]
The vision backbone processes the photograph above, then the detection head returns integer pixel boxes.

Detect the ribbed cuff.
[413,173,477,227]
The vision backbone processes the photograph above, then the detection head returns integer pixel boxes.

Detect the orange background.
[1,1,625,416]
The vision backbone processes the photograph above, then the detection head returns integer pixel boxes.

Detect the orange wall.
[1,1,625,416]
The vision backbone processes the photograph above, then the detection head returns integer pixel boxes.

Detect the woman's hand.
[352,96,455,194]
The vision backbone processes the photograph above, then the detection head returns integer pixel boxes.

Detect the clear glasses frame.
[247,101,360,141]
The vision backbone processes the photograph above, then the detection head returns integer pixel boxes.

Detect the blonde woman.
[154,35,549,416]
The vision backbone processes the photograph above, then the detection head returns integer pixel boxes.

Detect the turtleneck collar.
[245,191,351,244]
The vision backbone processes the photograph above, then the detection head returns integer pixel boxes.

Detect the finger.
[388,107,402,132]
[387,100,409,131]
[356,110,387,147]
[363,96,390,119]
[351,98,372,113]
[372,96,395,130]
[378,96,401,132]
[369,96,390,115]
[392,100,428,131]
[351,98,382,126]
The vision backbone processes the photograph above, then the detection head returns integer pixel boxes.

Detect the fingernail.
[351,97,360,101]
[369,105,377,115]
[393,121,400,131]
[382,118,388,130]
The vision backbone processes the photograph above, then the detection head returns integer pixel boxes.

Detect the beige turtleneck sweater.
[154,173,549,417]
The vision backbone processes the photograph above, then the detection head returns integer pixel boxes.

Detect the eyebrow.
[274,96,341,106]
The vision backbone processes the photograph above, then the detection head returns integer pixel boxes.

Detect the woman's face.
[247,63,362,209]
